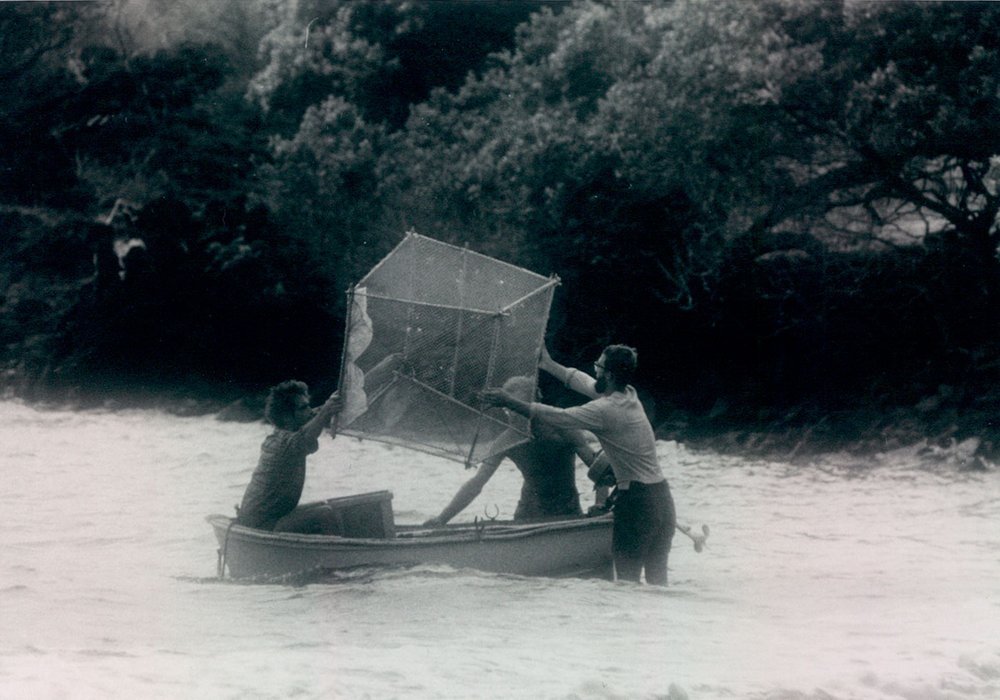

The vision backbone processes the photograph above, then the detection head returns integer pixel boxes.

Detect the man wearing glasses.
[482,344,675,585]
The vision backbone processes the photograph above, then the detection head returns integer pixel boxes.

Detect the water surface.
[1,400,997,699]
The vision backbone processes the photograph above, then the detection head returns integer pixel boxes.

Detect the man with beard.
[482,344,675,585]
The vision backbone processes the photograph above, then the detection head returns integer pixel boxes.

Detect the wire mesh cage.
[336,231,559,466]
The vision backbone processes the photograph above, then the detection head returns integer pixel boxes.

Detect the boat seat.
[311,490,395,539]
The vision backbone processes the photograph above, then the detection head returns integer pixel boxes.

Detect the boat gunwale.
[206,513,612,550]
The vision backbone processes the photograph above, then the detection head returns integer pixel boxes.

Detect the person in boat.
[236,381,344,534]
[423,376,603,527]
[482,344,675,585]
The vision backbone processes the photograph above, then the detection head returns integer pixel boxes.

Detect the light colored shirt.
[529,385,665,487]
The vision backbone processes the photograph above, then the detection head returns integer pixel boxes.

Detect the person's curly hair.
[265,380,309,429]
[603,344,638,385]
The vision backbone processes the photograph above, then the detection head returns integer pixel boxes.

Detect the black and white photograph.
[2,1,998,698]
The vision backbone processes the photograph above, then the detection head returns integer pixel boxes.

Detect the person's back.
[506,437,582,520]
[238,428,317,529]
[423,418,594,527]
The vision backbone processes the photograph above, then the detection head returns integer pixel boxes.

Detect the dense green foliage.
[4,0,1000,435]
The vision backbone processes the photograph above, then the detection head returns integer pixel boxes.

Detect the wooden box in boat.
[208,491,613,580]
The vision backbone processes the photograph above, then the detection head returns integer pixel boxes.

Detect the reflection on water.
[0,399,998,699]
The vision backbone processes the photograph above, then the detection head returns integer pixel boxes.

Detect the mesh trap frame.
[337,231,559,467]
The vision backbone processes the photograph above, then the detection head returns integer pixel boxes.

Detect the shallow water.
[1,399,998,699]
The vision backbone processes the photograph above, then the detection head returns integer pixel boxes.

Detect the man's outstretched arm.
[423,458,502,526]
[481,389,603,433]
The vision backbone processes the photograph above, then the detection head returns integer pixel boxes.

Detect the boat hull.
[208,513,614,580]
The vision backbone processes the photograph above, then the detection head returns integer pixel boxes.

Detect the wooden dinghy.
[209,491,613,580]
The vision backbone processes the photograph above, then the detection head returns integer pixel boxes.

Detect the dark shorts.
[612,480,675,583]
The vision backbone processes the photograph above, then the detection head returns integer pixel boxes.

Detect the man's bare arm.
[423,458,502,526]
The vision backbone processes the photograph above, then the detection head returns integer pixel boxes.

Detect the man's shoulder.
[262,428,313,453]
[609,386,641,404]
[583,393,619,408]
[561,394,615,421]
[588,387,644,416]
[263,428,294,444]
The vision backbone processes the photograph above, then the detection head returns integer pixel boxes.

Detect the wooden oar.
[677,523,709,553]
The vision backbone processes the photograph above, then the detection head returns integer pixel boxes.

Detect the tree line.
[4,0,1000,436]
